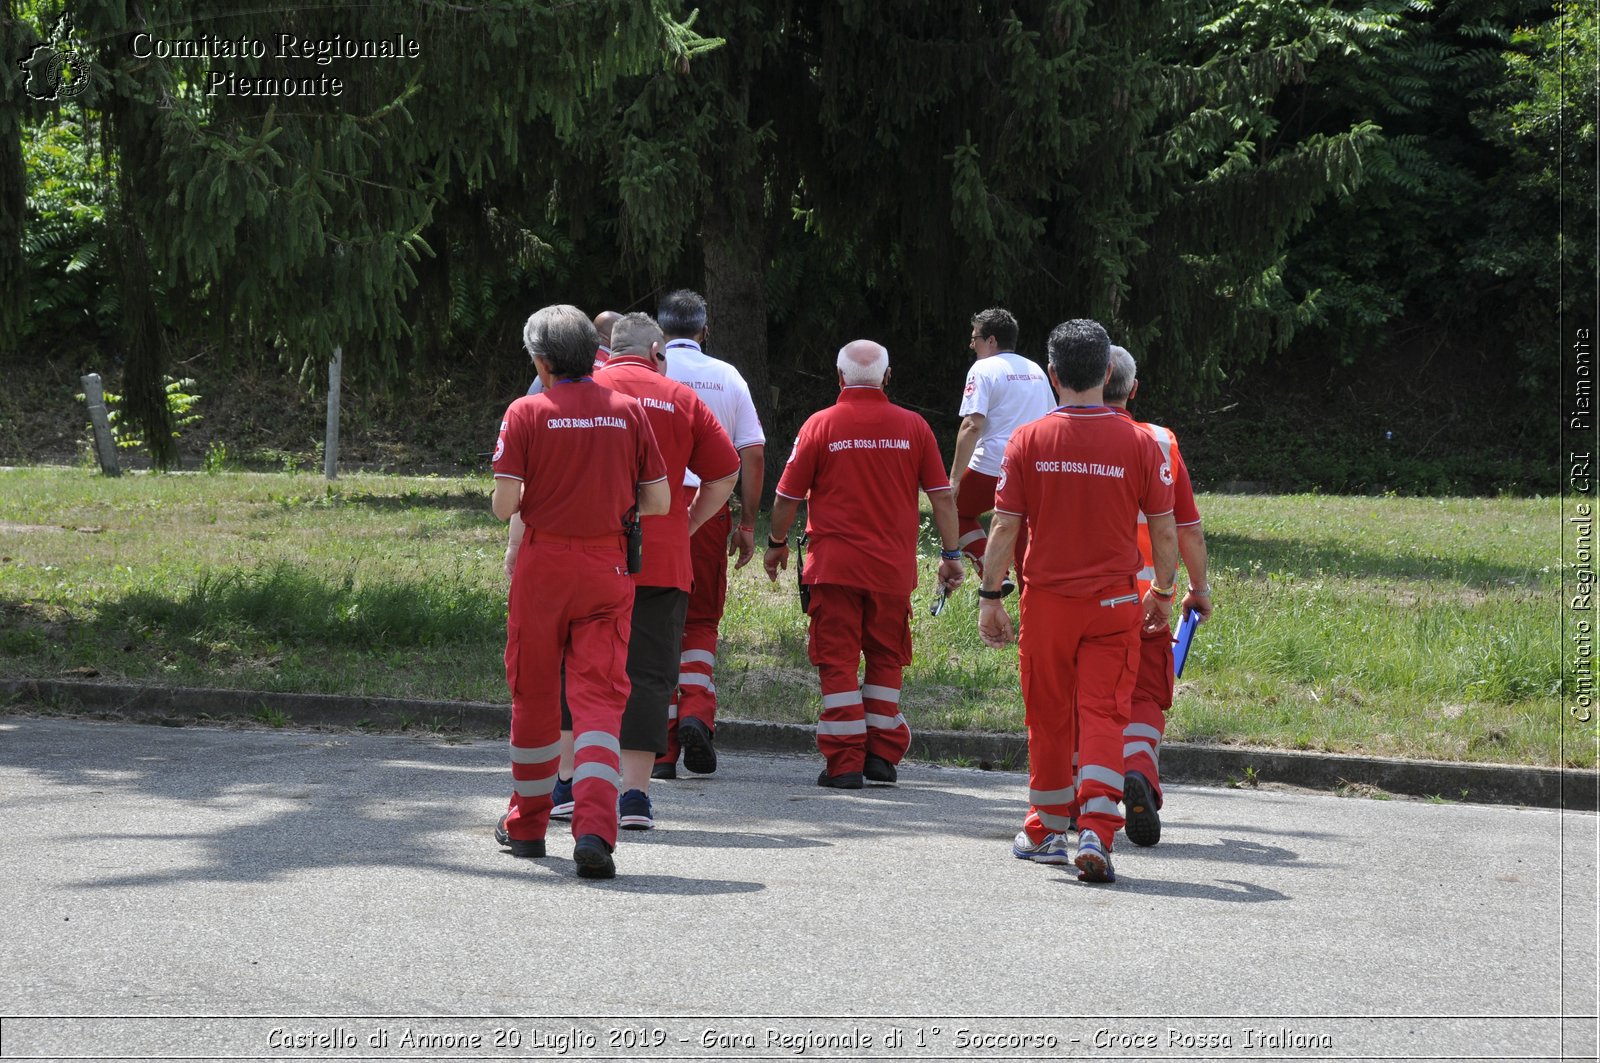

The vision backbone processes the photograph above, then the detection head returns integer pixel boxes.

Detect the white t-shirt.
[663,338,765,487]
[958,351,1054,477]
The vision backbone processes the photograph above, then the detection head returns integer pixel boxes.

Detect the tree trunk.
[701,163,780,504]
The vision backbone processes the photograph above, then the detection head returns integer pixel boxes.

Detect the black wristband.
[978,586,1011,600]
[767,535,789,549]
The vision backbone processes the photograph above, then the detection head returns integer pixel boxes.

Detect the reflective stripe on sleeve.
[817,719,867,736]
[509,740,561,764]
[957,529,987,549]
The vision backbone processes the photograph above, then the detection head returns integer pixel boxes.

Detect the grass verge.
[0,468,1582,767]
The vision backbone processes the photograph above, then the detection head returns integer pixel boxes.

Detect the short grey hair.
[837,340,889,386]
[610,312,663,358]
[1104,345,1137,403]
[522,304,600,380]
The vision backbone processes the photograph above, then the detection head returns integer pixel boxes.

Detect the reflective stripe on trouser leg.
[681,493,729,730]
[1128,626,1174,801]
[1018,587,1140,846]
[861,591,914,765]
[954,471,997,574]
[561,569,634,848]
[506,542,632,847]
[806,583,869,775]
[1073,602,1141,847]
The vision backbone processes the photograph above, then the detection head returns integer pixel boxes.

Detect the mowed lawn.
[0,467,1577,767]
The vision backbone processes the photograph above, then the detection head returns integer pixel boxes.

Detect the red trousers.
[505,539,633,848]
[1018,585,1140,848]
[956,471,1028,577]
[806,583,913,774]
[1125,627,1175,804]
[660,494,731,767]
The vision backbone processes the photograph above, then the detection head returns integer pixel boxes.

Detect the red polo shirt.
[596,354,740,590]
[995,405,1174,597]
[492,378,667,539]
[774,386,950,596]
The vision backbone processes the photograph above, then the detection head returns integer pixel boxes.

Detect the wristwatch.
[977,586,1011,600]
[767,534,789,549]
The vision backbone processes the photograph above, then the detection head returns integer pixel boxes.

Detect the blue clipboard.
[1172,607,1200,678]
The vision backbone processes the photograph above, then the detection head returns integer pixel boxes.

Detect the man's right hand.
[504,545,519,582]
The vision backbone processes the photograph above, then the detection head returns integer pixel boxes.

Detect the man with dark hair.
[977,319,1177,884]
[1101,344,1213,846]
[949,307,1053,588]
[491,304,671,880]
[559,311,739,831]
[651,289,766,779]
[764,340,964,788]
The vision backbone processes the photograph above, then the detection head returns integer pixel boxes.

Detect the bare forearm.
[950,417,983,480]
[928,490,960,552]
[688,474,738,536]
[737,446,765,516]
[1148,513,1178,590]
[768,495,801,540]
[1178,523,1209,590]
[981,514,1022,590]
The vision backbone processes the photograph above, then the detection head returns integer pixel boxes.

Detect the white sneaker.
[1011,830,1071,864]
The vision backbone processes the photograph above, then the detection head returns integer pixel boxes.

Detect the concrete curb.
[4,677,1595,812]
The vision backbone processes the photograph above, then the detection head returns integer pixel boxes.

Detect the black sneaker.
[679,717,717,775]
[816,769,864,789]
[651,761,678,780]
[1123,770,1161,847]
[863,754,898,784]
[494,813,546,858]
[572,834,615,879]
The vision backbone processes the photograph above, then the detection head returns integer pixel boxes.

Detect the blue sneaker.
[1074,829,1117,883]
[1012,830,1071,864]
[618,788,654,830]
[549,776,574,819]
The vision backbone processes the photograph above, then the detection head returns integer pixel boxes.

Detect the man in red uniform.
[763,340,965,787]
[491,304,670,880]
[572,312,739,830]
[1103,344,1213,846]
[978,319,1177,883]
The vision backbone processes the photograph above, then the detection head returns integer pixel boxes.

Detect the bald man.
[764,341,964,787]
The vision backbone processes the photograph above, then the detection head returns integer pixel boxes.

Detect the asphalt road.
[0,715,1595,1062]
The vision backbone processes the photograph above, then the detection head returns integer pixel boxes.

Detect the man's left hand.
[1141,591,1174,634]
[937,557,964,593]
[729,526,756,570]
[978,598,1014,647]
[763,545,790,582]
